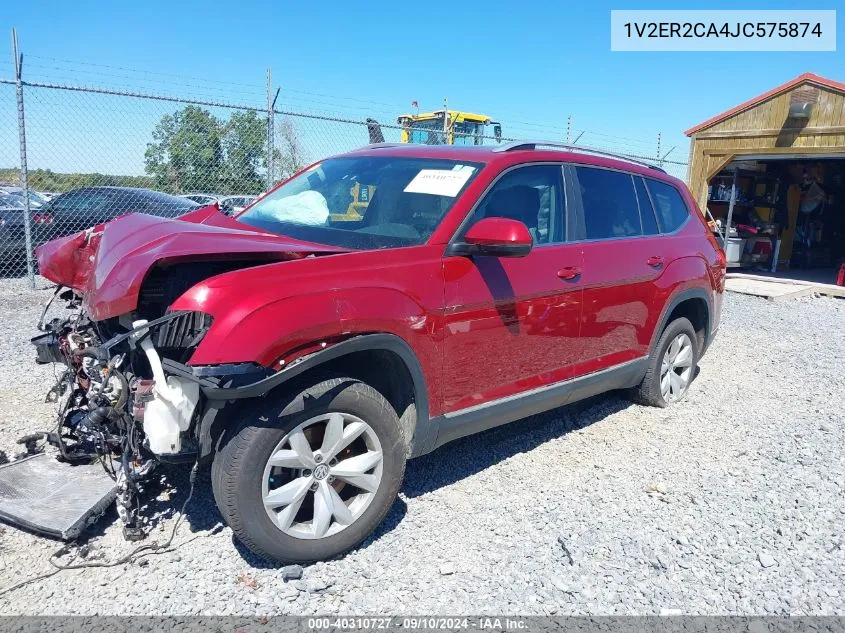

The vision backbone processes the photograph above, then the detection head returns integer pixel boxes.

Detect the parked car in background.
[0,187,200,276]
[0,192,26,215]
[0,186,47,209]
[0,193,30,270]
[37,186,199,239]
[218,194,257,215]
[179,193,221,206]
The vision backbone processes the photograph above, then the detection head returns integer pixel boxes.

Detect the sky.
[0,0,842,181]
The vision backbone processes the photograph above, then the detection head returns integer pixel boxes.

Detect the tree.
[274,118,305,182]
[145,107,307,195]
[144,106,223,193]
[221,110,267,194]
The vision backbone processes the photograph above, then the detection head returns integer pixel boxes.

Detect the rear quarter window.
[646,179,689,233]
[55,190,110,211]
[634,177,660,236]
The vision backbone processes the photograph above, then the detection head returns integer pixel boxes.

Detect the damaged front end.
[29,291,212,539]
[0,210,343,541]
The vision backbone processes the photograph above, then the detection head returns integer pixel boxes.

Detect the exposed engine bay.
[23,266,220,540]
[0,209,349,548]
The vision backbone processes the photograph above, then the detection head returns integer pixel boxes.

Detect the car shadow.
[402,392,631,498]
[124,391,632,567]
[70,465,222,550]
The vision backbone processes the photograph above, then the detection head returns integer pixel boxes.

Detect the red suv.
[32,142,724,563]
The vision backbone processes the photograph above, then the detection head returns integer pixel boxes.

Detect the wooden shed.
[685,72,845,281]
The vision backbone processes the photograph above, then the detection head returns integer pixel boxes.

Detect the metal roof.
[685,72,845,137]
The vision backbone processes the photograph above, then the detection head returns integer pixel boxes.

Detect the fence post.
[12,29,34,288]
[266,68,274,191]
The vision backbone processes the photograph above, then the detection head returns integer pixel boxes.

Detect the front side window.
[575,166,642,240]
[461,164,565,245]
[238,156,483,249]
[646,179,690,233]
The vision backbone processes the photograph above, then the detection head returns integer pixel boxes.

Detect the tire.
[211,377,407,564]
[632,317,699,408]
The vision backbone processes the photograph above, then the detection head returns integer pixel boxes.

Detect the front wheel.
[211,377,407,563]
[632,317,698,408]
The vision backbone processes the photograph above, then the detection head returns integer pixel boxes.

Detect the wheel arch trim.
[201,333,436,456]
[650,287,712,357]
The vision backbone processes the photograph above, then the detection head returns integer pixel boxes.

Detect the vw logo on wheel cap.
[313,464,330,480]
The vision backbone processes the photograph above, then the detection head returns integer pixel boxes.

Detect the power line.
[27,55,415,114]
[28,55,264,90]
[17,57,669,151]
[25,63,264,99]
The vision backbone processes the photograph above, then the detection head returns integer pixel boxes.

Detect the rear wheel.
[632,317,698,408]
[211,377,406,563]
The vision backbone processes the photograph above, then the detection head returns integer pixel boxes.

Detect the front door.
[440,164,584,413]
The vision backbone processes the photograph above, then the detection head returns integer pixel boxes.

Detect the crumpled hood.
[35,206,346,320]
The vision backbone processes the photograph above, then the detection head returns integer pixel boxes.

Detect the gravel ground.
[0,277,843,615]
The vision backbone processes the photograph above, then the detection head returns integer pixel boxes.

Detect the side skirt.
[428,357,648,452]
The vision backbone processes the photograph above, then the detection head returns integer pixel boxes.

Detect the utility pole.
[266,68,273,191]
[566,115,571,144]
[442,97,449,144]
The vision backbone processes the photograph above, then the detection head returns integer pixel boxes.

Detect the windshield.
[0,194,25,209]
[1,189,45,206]
[28,191,48,205]
[237,156,483,249]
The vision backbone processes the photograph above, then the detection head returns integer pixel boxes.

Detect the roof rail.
[354,143,405,150]
[492,140,665,172]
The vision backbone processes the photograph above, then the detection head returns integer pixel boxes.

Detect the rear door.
[440,163,584,413]
[571,165,665,373]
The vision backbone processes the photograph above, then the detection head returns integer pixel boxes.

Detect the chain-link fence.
[1,50,689,283]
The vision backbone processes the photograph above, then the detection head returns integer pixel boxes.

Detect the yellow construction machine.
[338,106,501,223]
[396,109,502,145]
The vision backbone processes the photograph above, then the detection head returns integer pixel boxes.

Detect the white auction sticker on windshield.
[404,169,473,197]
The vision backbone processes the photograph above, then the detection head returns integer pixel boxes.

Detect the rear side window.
[574,166,641,240]
[646,179,689,233]
[54,190,110,211]
[634,177,659,235]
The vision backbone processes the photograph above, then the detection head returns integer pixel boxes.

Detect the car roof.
[53,186,200,205]
[337,143,682,186]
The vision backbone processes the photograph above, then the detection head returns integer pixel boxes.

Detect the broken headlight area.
[19,298,213,539]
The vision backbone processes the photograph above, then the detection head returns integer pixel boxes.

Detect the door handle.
[646,256,664,268]
[557,266,581,280]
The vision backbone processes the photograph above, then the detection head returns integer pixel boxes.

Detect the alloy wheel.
[261,412,384,540]
[660,332,693,403]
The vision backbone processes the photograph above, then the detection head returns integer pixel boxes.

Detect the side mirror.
[456,217,532,257]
